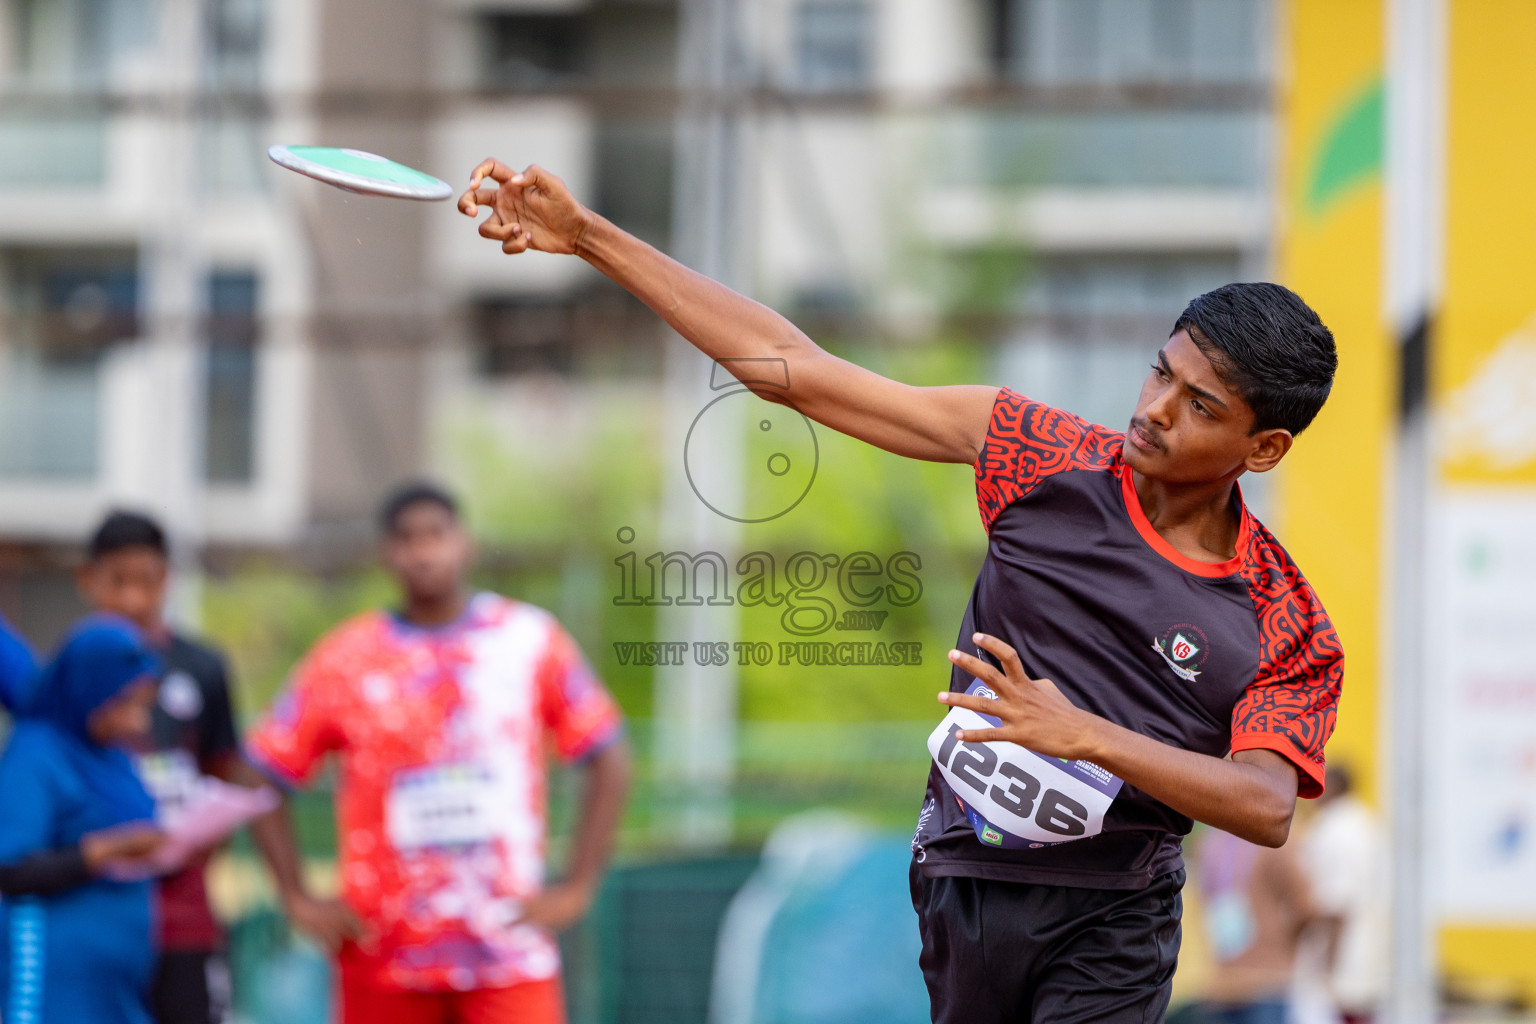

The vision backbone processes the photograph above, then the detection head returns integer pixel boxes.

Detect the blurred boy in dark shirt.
[79,511,240,1024]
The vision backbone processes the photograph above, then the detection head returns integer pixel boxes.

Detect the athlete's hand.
[458,161,594,256]
[283,891,366,954]
[82,822,167,874]
[514,880,594,934]
[939,632,1101,761]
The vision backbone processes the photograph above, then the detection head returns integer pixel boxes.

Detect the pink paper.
[106,779,279,879]
[154,779,279,871]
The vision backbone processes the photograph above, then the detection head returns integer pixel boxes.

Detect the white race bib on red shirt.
[385,762,503,851]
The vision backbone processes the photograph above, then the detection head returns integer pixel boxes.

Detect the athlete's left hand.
[515,879,595,933]
[939,633,1101,761]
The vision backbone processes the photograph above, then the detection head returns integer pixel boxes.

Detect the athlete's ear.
[1244,428,1293,474]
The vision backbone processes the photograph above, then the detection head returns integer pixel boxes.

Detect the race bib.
[927,681,1123,849]
[137,749,202,813]
[386,763,503,851]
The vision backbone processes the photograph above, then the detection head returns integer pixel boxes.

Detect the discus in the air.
[267,145,454,201]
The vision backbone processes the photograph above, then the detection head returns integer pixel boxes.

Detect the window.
[1023,253,1238,325]
[595,117,675,251]
[6,0,156,88]
[204,271,258,483]
[0,0,153,186]
[472,291,663,380]
[479,5,677,91]
[997,253,1239,430]
[935,109,1267,189]
[1004,0,1269,86]
[199,0,266,193]
[204,0,262,90]
[475,299,577,378]
[0,248,138,479]
[793,1,873,92]
[483,13,587,89]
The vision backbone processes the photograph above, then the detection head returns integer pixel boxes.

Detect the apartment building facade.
[0,0,1276,643]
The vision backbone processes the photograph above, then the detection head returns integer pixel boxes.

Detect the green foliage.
[204,564,396,720]
[202,337,993,731]
[200,334,998,849]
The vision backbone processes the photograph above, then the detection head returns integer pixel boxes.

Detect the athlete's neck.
[1131,470,1243,563]
[400,589,470,628]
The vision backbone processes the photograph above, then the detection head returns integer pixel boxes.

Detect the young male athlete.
[459,162,1343,1022]
[78,511,247,1024]
[245,483,631,1024]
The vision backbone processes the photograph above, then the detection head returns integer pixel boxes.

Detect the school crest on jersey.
[1153,623,1209,682]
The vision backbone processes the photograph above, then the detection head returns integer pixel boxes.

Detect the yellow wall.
[1274,0,1392,806]
[1280,0,1536,1001]
[1441,0,1536,488]
[1435,0,1536,1000]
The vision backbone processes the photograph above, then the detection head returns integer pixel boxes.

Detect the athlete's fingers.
[458,185,497,216]
[468,158,516,191]
[936,691,1009,717]
[511,163,549,189]
[954,727,1011,744]
[947,649,1007,690]
[502,232,530,255]
[479,213,515,242]
[458,186,501,216]
[972,632,1029,682]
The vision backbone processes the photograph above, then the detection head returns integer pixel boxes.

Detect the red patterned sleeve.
[245,637,348,787]
[538,624,623,762]
[1230,525,1343,799]
[975,387,1124,532]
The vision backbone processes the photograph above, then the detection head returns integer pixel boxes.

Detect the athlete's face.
[86,677,157,746]
[1124,330,1293,484]
[382,501,473,605]
[78,546,168,633]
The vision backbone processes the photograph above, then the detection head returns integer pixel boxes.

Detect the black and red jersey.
[912,388,1343,889]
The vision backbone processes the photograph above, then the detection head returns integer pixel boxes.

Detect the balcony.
[0,109,106,188]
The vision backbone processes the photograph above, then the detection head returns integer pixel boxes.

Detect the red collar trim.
[1117,462,1248,578]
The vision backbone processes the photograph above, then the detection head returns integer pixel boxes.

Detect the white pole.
[1384,0,1443,1020]
[145,0,208,629]
[656,0,749,846]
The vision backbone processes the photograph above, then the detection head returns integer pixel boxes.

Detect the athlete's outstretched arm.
[942,634,1301,847]
[459,161,996,465]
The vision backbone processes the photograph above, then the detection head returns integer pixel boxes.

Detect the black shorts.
[152,949,232,1024]
[910,860,1184,1024]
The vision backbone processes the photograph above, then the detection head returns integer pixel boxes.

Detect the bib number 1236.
[926,681,1124,849]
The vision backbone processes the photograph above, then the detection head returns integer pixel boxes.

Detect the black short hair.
[379,481,460,534]
[1172,282,1338,435]
[89,510,168,560]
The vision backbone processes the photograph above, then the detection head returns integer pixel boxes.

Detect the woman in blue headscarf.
[0,611,37,713]
[0,615,169,1024]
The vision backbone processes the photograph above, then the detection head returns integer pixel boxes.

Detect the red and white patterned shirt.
[247,593,622,992]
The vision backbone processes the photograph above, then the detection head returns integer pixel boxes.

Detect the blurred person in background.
[1297,764,1387,1024]
[245,481,631,1024]
[0,610,38,714]
[0,616,170,1024]
[78,510,263,1024]
[1194,825,1318,1024]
